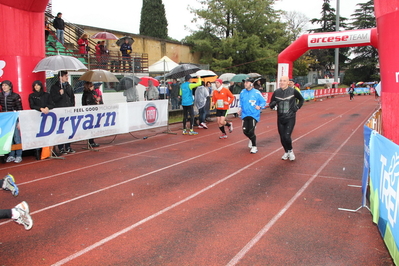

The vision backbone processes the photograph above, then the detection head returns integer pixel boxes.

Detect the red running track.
[0,94,393,265]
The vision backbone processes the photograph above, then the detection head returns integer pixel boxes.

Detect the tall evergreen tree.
[308,0,349,78]
[344,0,378,83]
[140,0,168,39]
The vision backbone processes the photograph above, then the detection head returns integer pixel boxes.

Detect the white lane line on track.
[225,111,373,266]
[50,103,368,265]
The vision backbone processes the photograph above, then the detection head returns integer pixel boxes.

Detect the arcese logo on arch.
[308,29,372,48]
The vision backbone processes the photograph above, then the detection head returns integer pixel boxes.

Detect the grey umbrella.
[165,64,201,79]
[219,73,236,82]
[33,54,87,73]
[115,75,141,91]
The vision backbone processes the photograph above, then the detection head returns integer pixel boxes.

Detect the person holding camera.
[120,38,132,72]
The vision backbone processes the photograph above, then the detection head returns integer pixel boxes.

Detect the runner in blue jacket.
[238,77,266,154]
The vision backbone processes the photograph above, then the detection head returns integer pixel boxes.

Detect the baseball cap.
[243,77,255,83]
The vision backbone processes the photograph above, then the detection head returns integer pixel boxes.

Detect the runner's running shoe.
[250,146,258,154]
[182,129,188,135]
[219,134,227,139]
[2,174,19,196]
[201,122,208,129]
[288,150,295,161]
[228,122,233,133]
[281,152,289,160]
[14,201,33,230]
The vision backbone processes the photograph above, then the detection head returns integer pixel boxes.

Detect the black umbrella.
[165,64,201,79]
[115,75,141,91]
[116,36,135,46]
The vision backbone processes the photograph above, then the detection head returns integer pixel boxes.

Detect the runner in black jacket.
[269,76,304,161]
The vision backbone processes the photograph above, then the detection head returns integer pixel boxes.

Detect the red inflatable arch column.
[374,0,399,144]
[0,0,49,110]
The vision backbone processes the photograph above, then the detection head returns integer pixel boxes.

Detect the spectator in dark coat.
[0,80,23,163]
[52,12,65,44]
[29,80,55,160]
[82,82,101,147]
[50,71,76,154]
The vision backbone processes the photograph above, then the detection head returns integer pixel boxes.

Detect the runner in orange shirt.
[212,79,234,139]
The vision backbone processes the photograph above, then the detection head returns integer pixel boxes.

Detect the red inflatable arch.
[0,0,49,110]
[278,0,399,144]
[277,28,378,81]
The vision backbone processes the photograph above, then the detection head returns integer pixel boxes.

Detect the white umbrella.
[219,73,236,82]
[33,55,87,73]
[190,70,217,78]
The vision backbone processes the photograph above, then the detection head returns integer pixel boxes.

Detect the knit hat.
[215,79,223,84]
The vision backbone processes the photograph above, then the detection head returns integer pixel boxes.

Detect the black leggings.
[0,209,12,219]
[182,105,194,130]
[277,118,296,152]
[242,117,257,146]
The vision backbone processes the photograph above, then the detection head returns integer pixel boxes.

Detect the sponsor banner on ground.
[369,131,399,264]
[0,112,18,154]
[19,100,168,150]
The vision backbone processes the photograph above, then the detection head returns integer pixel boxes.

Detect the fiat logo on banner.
[143,103,158,126]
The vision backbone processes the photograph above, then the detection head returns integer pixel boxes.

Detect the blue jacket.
[239,88,266,122]
[180,78,201,106]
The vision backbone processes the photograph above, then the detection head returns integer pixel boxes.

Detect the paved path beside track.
[0,94,393,265]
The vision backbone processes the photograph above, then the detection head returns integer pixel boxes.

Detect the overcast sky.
[51,0,369,41]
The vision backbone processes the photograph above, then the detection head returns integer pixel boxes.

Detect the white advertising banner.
[19,100,168,150]
[277,63,289,84]
[308,29,372,48]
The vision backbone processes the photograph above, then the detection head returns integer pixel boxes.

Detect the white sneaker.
[228,122,233,133]
[289,150,295,161]
[248,140,252,149]
[14,201,33,230]
[250,146,258,154]
[281,152,289,160]
[14,157,22,163]
[6,156,15,163]
[201,122,208,129]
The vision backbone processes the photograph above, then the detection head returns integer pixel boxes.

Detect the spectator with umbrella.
[116,75,141,102]
[143,80,159,101]
[82,81,102,147]
[50,71,76,155]
[119,38,132,72]
[169,78,181,109]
